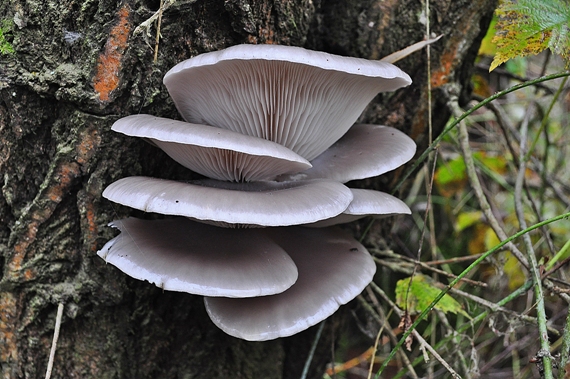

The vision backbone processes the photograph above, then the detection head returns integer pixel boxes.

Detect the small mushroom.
[204,226,376,341]
[164,44,411,160]
[112,114,311,182]
[306,188,411,227]
[98,217,298,297]
[280,124,416,183]
[103,177,353,227]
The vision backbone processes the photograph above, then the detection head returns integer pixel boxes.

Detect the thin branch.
[371,283,462,379]
[153,0,164,64]
[435,310,472,378]
[557,301,570,379]
[447,286,560,336]
[513,102,553,378]
[372,253,488,287]
[447,93,529,269]
[364,287,418,378]
[393,72,570,195]
[376,211,570,376]
[45,303,64,379]
[300,321,325,379]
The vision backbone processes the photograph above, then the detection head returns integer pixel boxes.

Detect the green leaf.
[490,0,570,71]
[455,211,484,232]
[0,19,15,56]
[435,157,466,186]
[395,274,470,318]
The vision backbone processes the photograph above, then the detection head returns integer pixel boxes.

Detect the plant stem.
[393,71,570,194]
[515,101,553,378]
[375,211,570,378]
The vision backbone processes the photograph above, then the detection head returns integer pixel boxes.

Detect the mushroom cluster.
[99,44,416,341]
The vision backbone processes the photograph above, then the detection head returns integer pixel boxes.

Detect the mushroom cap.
[102,177,353,227]
[204,226,376,341]
[112,114,311,182]
[163,44,412,160]
[97,218,298,297]
[280,124,416,183]
[306,188,411,227]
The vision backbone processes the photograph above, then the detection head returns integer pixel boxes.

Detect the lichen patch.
[93,4,132,102]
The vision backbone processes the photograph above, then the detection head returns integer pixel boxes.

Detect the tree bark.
[1,0,495,378]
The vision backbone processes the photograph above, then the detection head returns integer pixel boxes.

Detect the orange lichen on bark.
[76,127,101,168]
[85,202,99,253]
[7,161,81,282]
[430,49,457,88]
[0,292,19,366]
[48,163,80,203]
[93,4,132,102]
[7,222,39,281]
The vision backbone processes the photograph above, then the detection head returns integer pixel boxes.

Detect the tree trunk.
[0,0,495,378]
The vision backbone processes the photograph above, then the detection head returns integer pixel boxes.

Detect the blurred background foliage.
[324,2,570,378]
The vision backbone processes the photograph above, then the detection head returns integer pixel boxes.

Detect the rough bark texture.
[0,0,495,378]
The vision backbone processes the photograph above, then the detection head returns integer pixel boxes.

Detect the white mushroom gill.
[100,44,416,341]
[113,115,312,182]
[164,44,412,160]
[279,124,417,183]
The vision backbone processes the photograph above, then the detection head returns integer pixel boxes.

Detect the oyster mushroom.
[204,226,376,341]
[98,218,298,297]
[99,44,416,341]
[112,114,311,182]
[103,177,353,227]
[280,124,417,183]
[164,44,412,160]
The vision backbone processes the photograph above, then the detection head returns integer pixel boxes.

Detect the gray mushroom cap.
[163,44,412,160]
[102,177,353,227]
[204,226,376,341]
[97,218,298,297]
[281,124,416,183]
[306,188,411,227]
[112,114,311,182]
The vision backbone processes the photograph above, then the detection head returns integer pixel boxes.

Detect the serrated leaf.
[490,0,570,71]
[395,275,470,318]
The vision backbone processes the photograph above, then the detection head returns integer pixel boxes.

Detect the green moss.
[0,19,15,55]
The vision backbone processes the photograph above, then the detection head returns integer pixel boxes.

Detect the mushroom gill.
[164,44,411,160]
[99,44,416,340]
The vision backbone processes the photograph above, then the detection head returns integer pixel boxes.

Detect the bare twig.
[372,252,488,287]
[370,283,462,379]
[376,211,570,376]
[133,0,199,60]
[363,288,418,377]
[153,0,164,63]
[446,90,529,269]
[45,303,64,379]
[300,321,325,379]
[435,310,472,378]
[447,286,560,336]
[425,254,484,266]
[513,102,554,378]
